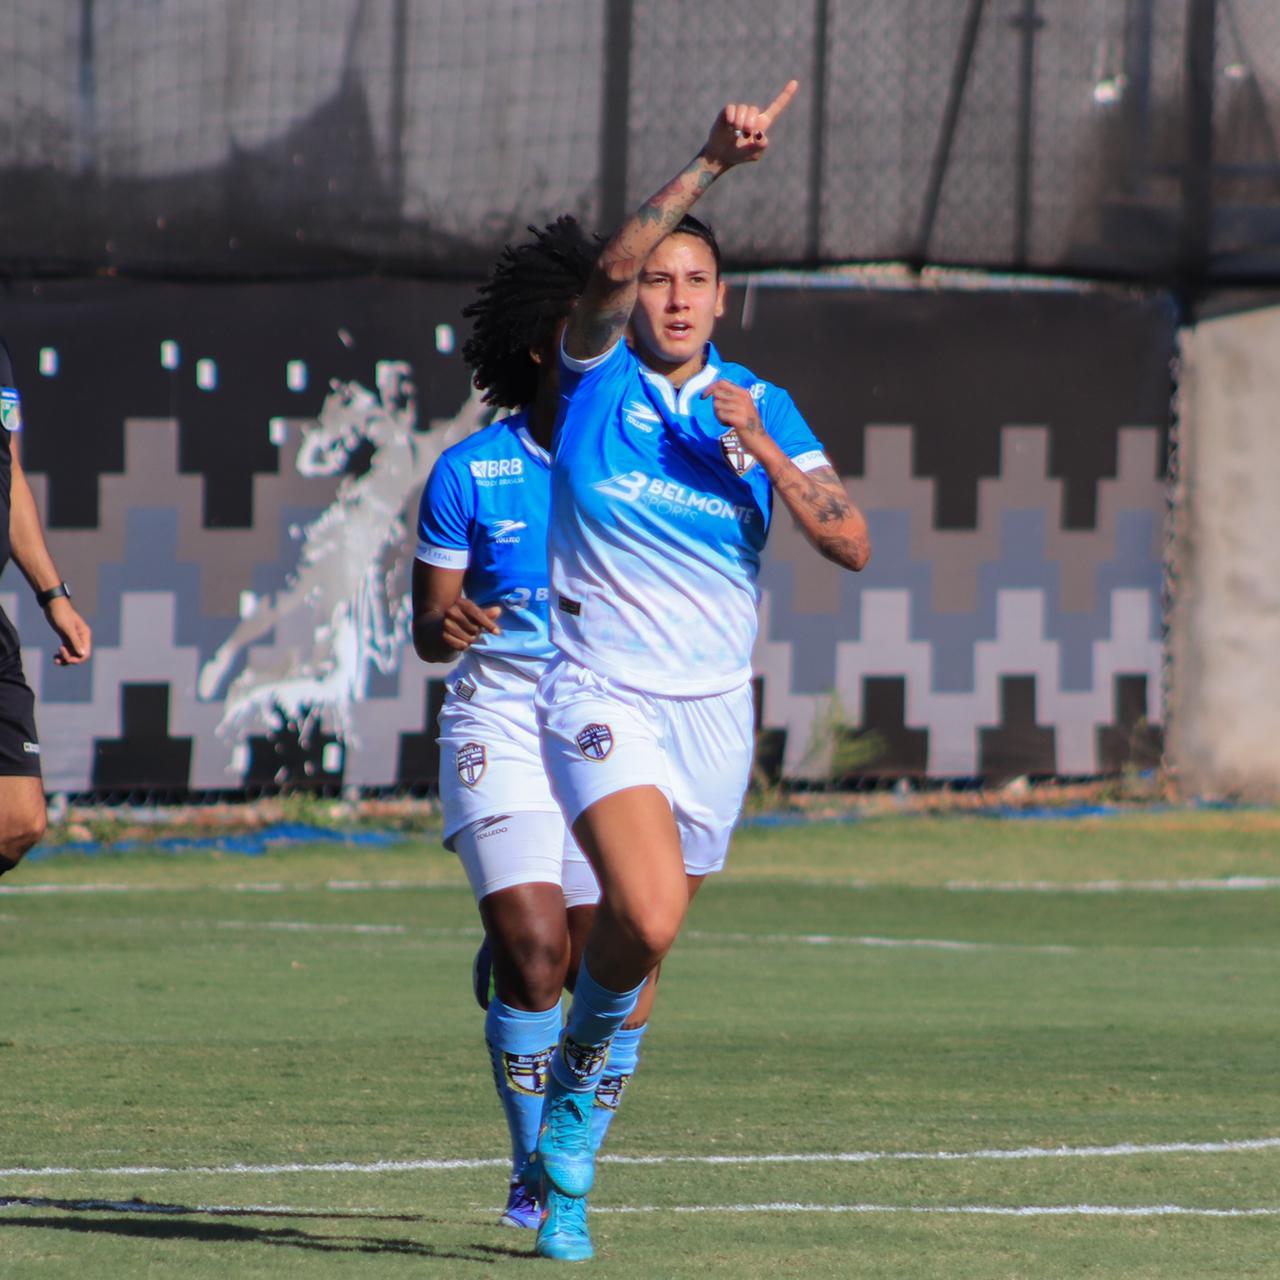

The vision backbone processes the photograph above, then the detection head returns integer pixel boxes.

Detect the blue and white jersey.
[416,409,554,688]
[549,339,830,696]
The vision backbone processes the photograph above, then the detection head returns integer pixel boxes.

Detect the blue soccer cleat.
[498,1175,540,1230]
[535,1182,594,1261]
[532,1075,597,1198]
[472,935,494,1011]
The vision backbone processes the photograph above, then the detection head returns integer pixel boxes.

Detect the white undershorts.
[534,653,754,876]
[452,810,600,906]
[438,660,599,906]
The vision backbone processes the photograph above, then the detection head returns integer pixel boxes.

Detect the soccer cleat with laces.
[535,1182,594,1261]
[498,1175,540,1230]
[532,1074,597,1198]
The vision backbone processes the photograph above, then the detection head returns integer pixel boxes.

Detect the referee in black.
[0,338,92,875]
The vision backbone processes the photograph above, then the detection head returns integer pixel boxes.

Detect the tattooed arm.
[701,381,870,572]
[564,80,798,362]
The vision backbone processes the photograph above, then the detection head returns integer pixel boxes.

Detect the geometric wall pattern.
[0,276,1175,793]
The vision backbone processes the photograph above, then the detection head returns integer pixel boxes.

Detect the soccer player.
[411,218,658,1231]
[528,83,870,1259]
[0,338,93,875]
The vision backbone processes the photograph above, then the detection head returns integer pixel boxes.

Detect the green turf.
[1,810,1277,1277]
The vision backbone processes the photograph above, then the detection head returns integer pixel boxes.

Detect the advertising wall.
[0,275,1176,793]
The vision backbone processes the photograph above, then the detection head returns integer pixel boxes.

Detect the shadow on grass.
[0,1196,529,1263]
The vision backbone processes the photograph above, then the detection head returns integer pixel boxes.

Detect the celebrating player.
[411,218,660,1231]
[0,338,93,875]
[527,83,870,1260]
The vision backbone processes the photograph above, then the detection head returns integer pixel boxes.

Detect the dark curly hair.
[461,216,599,409]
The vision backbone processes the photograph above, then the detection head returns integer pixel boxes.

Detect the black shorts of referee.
[0,610,41,779]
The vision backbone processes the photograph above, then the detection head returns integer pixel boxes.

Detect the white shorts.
[534,653,754,876]
[453,810,600,906]
[438,662,599,907]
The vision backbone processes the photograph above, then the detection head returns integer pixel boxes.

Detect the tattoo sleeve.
[766,463,871,571]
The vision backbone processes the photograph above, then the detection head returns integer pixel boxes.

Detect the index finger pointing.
[760,79,799,128]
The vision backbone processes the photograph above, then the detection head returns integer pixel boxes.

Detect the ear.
[714,279,728,320]
[528,345,544,366]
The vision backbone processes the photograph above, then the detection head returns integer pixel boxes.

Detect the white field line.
[3,912,1078,953]
[1,1195,1276,1222]
[684,929,1074,954]
[6,874,1280,898]
[590,1202,1280,1218]
[3,1136,1277,1181]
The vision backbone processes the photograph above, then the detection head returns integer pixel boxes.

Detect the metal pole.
[600,0,634,231]
[912,0,986,268]
[389,0,409,215]
[1181,0,1217,299]
[1011,0,1045,266]
[805,0,831,264]
[77,0,96,176]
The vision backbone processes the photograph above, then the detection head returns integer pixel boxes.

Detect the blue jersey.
[549,339,830,695]
[416,409,554,675]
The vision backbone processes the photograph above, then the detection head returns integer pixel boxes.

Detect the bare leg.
[0,775,46,872]
[479,881,573,1010]
[571,785,688,991]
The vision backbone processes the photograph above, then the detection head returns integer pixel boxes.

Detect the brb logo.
[469,457,524,485]
[593,472,756,525]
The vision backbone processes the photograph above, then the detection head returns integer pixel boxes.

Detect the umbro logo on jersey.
[456,741,486,786]
[575,723,613,761]
[492,518,527,543]
[623,399,661,433]
[719,429,757,476]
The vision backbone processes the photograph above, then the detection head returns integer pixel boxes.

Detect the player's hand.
[45,598,92,666]
[439,599,502,652]
[702,380,775,462]
[701,80,799,169]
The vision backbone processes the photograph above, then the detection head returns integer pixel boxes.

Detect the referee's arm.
[7,435,92,665]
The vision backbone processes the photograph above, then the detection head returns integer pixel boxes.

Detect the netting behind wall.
[0,0,1278,282]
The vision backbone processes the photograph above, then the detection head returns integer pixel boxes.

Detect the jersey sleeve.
[762,385,830,473]
[555,335,630,456]
[416,452,473,569]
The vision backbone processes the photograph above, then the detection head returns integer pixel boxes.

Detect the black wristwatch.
[36,582,71,608]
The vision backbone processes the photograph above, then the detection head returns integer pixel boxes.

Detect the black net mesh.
[0,0,1277,283]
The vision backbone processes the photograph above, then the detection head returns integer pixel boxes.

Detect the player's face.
[631,235,726,384]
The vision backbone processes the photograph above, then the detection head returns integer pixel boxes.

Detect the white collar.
[638,351,721,417]
[512,422,551,465]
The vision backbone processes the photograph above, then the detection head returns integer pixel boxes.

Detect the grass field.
[2,809,1278,1277]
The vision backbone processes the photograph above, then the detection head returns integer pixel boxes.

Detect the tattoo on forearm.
[772,465,852,526]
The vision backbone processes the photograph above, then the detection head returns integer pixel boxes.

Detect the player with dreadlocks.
[411,217,657,1235]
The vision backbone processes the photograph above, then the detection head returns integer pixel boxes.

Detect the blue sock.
[549,961,645,1094]
[591,1022,648,1151]
[484,999,562,1175]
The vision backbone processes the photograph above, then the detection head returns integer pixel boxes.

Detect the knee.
[492,923,571,1007]
[614,901,686,972]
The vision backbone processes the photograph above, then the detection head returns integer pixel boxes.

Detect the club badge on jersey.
[575,723,613,761]
[456,741,487,787]
[0,387,21,433]
[719,428,756,476]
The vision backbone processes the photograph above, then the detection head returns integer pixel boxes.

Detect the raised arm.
[564,80,799,362]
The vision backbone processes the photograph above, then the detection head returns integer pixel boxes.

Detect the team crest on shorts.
[456,741,486,787]
[719,428,756,476]
[575,723,613,761]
